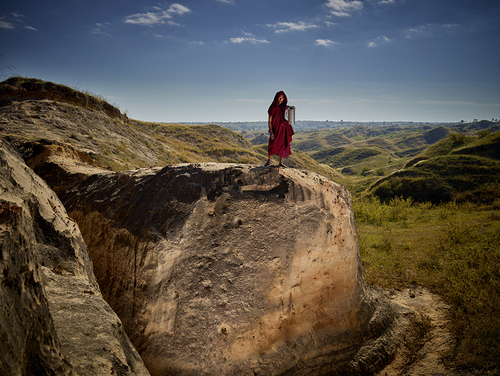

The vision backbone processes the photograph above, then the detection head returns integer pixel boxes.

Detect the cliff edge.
[62,163,398,375]
[0,140,150,376]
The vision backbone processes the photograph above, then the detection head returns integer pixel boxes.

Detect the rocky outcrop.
[0,140,150,376]
[0,77,128,121]
[62,163,398,375]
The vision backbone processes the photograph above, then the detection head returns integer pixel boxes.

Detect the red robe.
[268,91,294,157]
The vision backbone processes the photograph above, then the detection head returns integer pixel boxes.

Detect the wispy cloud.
[0,21,14,29]
[267,21,318,33]
[315,39,339,47]
[0,13,36,31]
[324,0,363,17]
[368,35,390,47]
[405,23,460,38]
[124,3,191,26]
[217,0,236,4]
[189,41,205,46]
[229,36,269,44]
[92,22,113,37]
[378,0,395,4]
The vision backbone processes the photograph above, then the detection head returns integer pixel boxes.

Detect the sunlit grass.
[354,197,500,372]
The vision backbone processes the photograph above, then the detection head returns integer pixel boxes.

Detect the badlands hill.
[0,77,339,186]
[1,77,492,375]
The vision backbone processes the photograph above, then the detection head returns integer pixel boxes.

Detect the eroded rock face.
[0,140,150,376]
[62,163,396,375]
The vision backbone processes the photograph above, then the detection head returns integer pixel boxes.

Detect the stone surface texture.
[62,162,396,376]
[0,140,150,376]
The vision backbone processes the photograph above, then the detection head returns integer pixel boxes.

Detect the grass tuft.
[400,314,435,372]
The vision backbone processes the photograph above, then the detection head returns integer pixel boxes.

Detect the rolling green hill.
[366,131,500,203]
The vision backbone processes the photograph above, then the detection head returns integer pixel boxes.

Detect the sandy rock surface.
[377,286,454,376]
[0,140,150,376]
[62,162,399,375]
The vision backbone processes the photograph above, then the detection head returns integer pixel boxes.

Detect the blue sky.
[1,0,499,123]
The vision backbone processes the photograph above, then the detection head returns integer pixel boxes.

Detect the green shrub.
[360,166,370,175]
[388,196,413,226]
[353,196,388,225]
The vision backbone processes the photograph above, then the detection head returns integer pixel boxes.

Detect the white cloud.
[218,0,236,4]
[368,35,390,47]
[378,0,395,4]
[325,0,363,17]
[166,21,181,26]
[12,12,24,18]
[167,4,190,15]
[124,3,191,26]
[0,21,14,29]
[125,12,163,26]
[24,25,37,31]
[227,30,269,44]
[229,37,269,44]
[267,21,318,33]
[316,39,339,47]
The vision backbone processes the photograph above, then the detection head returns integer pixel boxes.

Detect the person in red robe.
[265,91,295,168]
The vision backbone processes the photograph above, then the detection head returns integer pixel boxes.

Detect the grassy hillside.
[367,131,500,204]
[0,77,339,179]
[369,155,500,204]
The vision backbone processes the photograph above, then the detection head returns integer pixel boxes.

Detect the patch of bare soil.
[377,286,455,376]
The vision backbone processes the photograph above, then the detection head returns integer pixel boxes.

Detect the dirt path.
[377,286,455,376]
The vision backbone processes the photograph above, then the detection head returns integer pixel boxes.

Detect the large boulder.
[0,140,150,376]
[62,163,397,375]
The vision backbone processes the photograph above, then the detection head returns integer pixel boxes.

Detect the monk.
[265,91,295,168]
